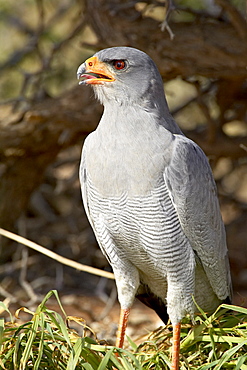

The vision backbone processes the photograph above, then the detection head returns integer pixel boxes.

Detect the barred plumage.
[77,46,232,370]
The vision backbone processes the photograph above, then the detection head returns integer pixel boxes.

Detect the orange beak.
[77,56,115,85]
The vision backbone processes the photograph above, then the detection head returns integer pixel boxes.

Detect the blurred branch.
[0,255,38,274]
[0,86,101,231]
[0,228,115,280]
[159,0,176,39]
[184,129,247,160]
[0,1,86,73]
[85,0,247,80]
[19,247,39,305]
[0,36,40,72]
[214,0,247,39]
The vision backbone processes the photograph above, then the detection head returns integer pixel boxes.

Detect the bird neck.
[101,100,182,136]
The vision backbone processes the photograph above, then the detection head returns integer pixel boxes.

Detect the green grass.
[0,290,246,369]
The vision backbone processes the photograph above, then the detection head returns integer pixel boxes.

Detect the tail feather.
[136,284,168,324]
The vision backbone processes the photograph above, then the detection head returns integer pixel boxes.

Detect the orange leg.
[115,308,130,348]
[171,323,181,370]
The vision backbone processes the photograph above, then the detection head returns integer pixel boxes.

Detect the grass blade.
[97,347,114,370]
[216,340,247,369]
[33,312,45,370]
[0,318,4,353]
[19,309,40,369]
[0,302,13,322]
[66,338,83,370]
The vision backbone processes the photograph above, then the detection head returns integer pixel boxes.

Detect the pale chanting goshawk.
[77,47,232,370]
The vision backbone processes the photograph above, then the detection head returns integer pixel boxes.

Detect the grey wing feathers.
[80,139,95,235]
[164,135,232,301]
[79,137,111,264]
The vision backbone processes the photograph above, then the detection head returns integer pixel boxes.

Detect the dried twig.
[160,0,175,39]
[0,228,115,280]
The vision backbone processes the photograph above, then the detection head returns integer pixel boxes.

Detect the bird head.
[77,47,167,111]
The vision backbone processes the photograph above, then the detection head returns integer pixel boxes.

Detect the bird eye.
[113,60,126,70]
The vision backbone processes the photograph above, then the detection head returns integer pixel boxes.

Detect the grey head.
[77,46,182,133]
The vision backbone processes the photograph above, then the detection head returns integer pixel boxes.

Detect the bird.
[77,46,232,370]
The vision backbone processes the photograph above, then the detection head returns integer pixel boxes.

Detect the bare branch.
[215,0,247,39]
[0,228,115,280]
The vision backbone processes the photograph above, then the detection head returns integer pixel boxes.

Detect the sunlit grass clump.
[0,290,247,369]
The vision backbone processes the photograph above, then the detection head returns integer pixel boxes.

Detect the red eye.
[113,60,126,70]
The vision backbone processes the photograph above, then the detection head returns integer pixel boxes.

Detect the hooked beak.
[77,56,115,85]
